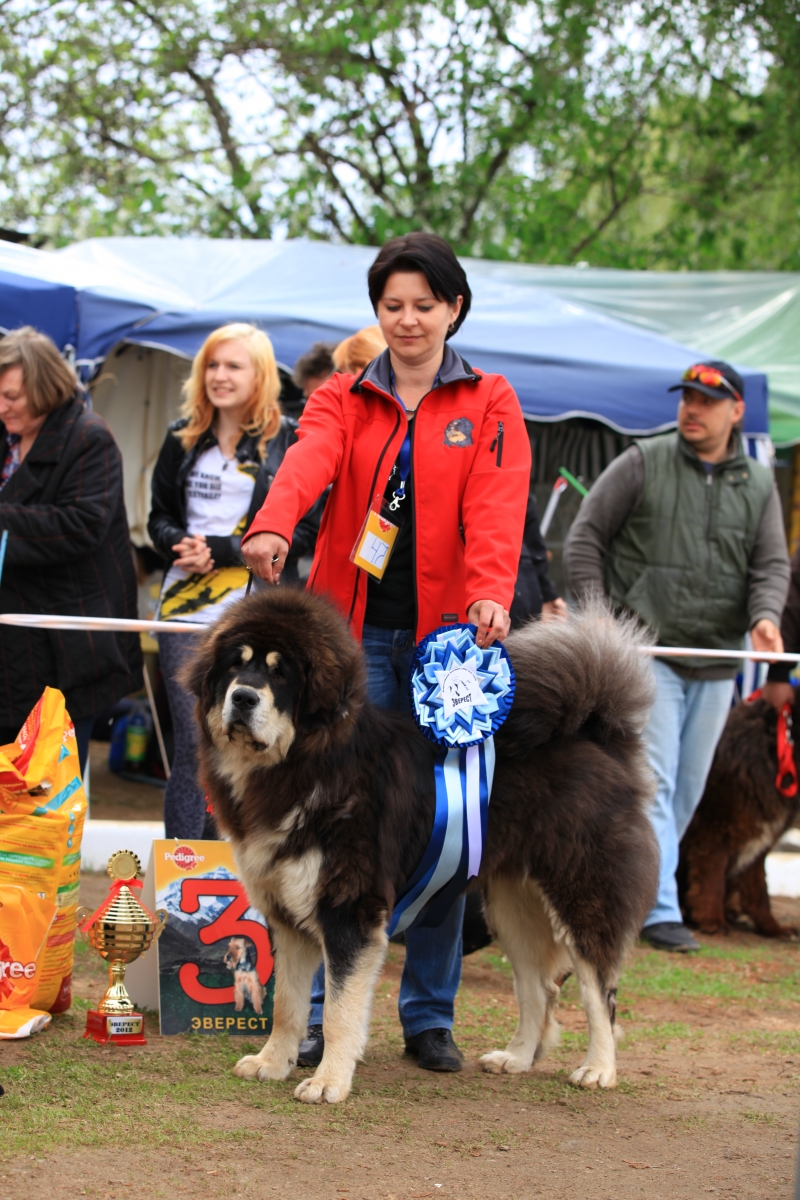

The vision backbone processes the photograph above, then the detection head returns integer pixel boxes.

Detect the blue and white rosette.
[387,624,515,936]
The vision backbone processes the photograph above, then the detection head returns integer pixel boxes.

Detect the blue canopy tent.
[0,238,195,369]
[54,238,769,437]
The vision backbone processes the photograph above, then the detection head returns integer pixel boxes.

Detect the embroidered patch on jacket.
[443,417,474,447]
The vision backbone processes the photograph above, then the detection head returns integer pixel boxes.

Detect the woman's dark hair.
[367,232,472,339]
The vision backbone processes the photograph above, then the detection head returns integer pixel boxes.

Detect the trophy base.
[84,1009,147,1046]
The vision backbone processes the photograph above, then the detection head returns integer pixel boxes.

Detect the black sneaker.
[404,1028,464,1072]
[297,1024,324,1067]
[641,922,700,953]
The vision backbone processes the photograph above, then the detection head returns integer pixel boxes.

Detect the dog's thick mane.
[183,588,438,923]
[182,585,368,759]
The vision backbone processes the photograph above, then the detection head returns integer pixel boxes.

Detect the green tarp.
[474,264,800,446]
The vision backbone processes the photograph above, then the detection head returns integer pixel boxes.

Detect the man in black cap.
[564,361,790,951]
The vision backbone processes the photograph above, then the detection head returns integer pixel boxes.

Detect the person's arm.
[287,491,327,562]
[242,377,348,581]
[0,419,124,566]
[746,487,790,690]
[148,428,189,562]
[766,545,800,694]
[461,377,531,642]
[747,487,790,632]
[562,446,644,601]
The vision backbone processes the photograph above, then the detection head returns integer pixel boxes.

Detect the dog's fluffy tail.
[500,600,655,751]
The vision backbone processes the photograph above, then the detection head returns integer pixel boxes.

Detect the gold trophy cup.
[77,849,167,1045]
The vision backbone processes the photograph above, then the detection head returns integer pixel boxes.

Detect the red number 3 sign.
[177,879,273,1004]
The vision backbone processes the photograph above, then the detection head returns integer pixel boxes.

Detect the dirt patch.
[87,741,163,821]
[2,882,799,1199]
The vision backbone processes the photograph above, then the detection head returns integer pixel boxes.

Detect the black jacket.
[509,493,559,629]
[0,396,143,725]
[148,417,322,583]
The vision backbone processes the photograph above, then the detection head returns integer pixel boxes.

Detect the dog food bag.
[0,883,58,1038]
[0,687,87,1014]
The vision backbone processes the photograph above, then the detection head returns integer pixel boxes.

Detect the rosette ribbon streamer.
[387,625,515,936]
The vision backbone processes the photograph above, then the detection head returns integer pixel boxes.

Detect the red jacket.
[244,346,531,642]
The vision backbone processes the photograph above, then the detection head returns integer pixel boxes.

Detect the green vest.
[605,432,774,658]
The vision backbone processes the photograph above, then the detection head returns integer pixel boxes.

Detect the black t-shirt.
[364,433,416,631]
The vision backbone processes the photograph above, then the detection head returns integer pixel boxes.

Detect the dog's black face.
[206,639,304,764]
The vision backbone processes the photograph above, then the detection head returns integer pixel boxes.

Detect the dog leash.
[244,553,280,599]
[746,689,798,797]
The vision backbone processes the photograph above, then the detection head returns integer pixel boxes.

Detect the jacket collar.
[351,344,479,398]
[21,395,84,466]
[678,430,748,472]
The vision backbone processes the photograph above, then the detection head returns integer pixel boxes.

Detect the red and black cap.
[668,360,744,404]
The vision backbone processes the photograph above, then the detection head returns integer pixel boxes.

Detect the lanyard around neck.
[387,367,440,512]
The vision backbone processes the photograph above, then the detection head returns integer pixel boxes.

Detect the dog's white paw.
[569,1063,617,1089]
[294,1073,350,1104]
[479,1050,532,1075]
[233,1053,265,1080]
[233,1051,293,1082]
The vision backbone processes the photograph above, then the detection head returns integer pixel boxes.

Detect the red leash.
[747,689,798,798]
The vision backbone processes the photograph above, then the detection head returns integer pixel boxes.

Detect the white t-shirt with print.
[158,443,257,625]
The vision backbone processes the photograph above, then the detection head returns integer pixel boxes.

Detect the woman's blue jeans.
[308,624,466,1038]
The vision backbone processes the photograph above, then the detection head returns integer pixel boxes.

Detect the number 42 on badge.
[351,495,400,581]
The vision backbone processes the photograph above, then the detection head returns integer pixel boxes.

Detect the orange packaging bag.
[0,884,58,1038]
[0,687,88,1015]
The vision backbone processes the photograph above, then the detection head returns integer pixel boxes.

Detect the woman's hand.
[241,531,290,585]
[171,535,214,573]
[467,599,510,648]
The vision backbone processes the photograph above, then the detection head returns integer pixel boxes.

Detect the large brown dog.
[679,694,798,937]
[183,590,658,1104]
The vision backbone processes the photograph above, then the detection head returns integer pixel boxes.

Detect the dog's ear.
[177,628,219,718]
[299,636,366,731]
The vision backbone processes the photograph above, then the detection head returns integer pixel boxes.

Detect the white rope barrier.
[0,612,797,663]
[0,613,204,633]
[639,646,800,664]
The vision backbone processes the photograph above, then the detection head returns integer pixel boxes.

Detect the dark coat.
[0,396,143,726]
[509,494,558,629]
[148,416,322,585]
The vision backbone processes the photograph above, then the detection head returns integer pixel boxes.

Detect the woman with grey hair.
[0,326,142,772]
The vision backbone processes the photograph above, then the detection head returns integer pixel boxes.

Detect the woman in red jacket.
[243,232,530,1073]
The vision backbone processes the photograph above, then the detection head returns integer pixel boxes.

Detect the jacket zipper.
[355,377,441,637]
[409,413,419,635]
[347,404,401,625]
[701,466,714,625]
[408,384,441,638]
[490,421,504,467]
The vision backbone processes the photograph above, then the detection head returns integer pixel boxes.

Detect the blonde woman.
[332,324,387,376]
[148,323,321,836]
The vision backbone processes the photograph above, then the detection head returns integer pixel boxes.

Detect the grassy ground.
[1,883,799,1198]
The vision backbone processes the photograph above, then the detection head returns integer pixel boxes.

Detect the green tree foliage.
[0,0,797,267]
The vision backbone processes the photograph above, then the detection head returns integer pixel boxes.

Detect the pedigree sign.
[127,840,274,1036]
